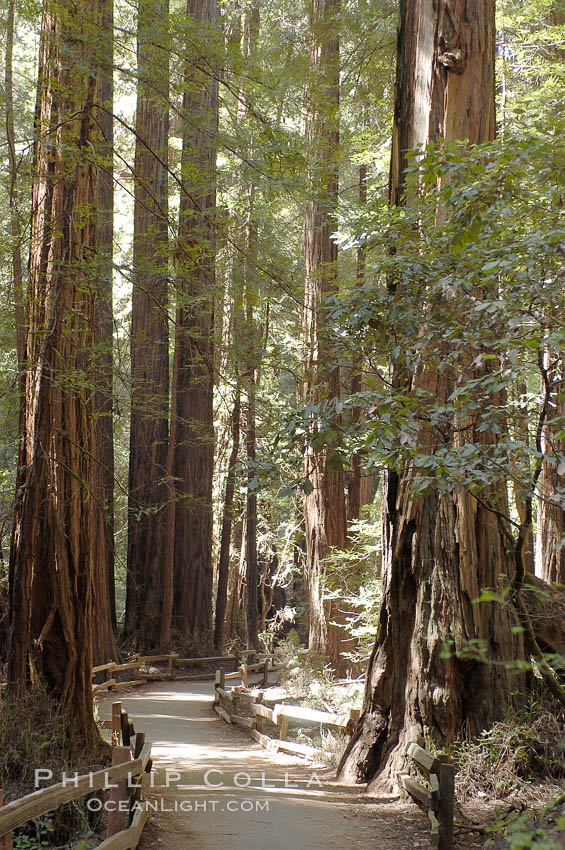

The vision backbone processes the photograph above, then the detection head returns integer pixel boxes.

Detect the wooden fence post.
[0,791,13,850]
[111,702,123,746]
[438,756,456,850]
[279,712,288,742]
[348,708,360,732]
[255,693,264,733]
[262,658,269,687]
[167,654,178,679]
[231,693,239,723]
[106,745,131,837]
[120,711,131,747]
[239,664,248,688]
[219,666,225,691]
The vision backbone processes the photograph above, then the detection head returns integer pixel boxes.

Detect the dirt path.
[97,679,475,849]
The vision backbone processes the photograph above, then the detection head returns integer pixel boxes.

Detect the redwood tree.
[126,0,171,647]
[7,0,107,754]
[303,0,348,674]
[170,0,219,645]
[339,0,523,787]
[92,0,117,664]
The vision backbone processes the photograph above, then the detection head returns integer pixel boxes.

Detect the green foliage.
[281,128,565,526]
[323,501,382,664]
[13,817,54,850]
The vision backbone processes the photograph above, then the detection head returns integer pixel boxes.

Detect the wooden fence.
[0,702,152,850]
[398,740,457,850]
[92,653,239,693]
[0,650,264,848]
[213,663,360,760]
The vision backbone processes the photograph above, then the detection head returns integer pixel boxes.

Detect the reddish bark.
[126,0,170,648]
[92,0,117,664]
[339,0,523,787]
[303,0,348,674]
[7,0,107,755]
[170,0,218,646]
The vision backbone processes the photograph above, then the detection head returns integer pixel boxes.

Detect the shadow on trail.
[98,679,433,849]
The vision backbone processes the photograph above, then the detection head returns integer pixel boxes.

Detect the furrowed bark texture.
[92,0,117,664]
[171,0,218,645]
[303,0,348,674]
[339,0,522,788]
[126,0,170,648]
[7,0,106,754]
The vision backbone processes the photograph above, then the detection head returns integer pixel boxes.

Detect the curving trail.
[97,679,463,849]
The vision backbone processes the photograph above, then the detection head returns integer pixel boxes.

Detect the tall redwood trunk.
[303,0,348,673]
[171,0,218,646]
[92,0,117,664]
[339,0,523,787]
[126,0,170,647]
[7,0,106,755]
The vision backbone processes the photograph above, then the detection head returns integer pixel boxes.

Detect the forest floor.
[97,678,489,850]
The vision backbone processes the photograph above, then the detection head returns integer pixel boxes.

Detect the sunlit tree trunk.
[537,351,565,584]
[303,0,348,674]
[215,386,241,651]
[7,0,107,755]
[339,0,523,787]
[170,0,218,646]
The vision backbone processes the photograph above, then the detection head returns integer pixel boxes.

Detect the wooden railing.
[92,653,240,692]
[213,663,360,760]
[398,741,457,850]
[0,702,153,850]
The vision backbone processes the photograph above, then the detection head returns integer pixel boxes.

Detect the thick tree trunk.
[171,0,218,646]
[126,0,170,648]
[303,0,348,674]
[92,0,117,664]
[537,351,565,584]
[339,0,523,787]
[7,0,107,756]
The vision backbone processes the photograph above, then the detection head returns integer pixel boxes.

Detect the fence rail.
[398,740,456,850]
[0,702,153,850]
[91,652,240,692]
[213,663,359,760]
